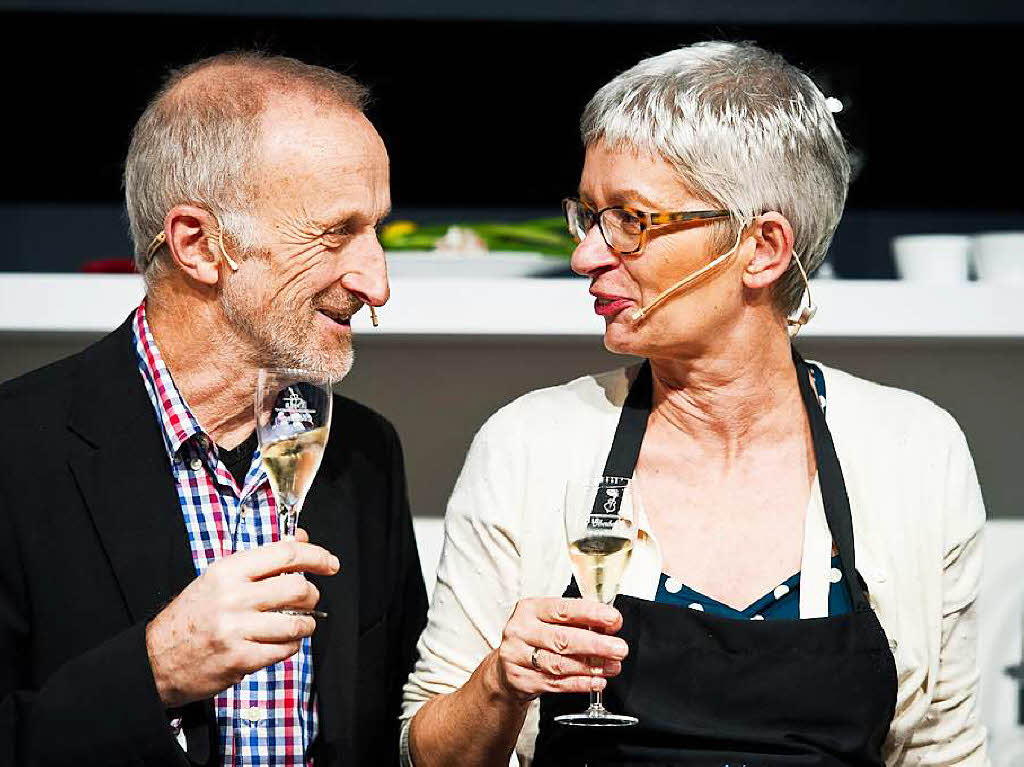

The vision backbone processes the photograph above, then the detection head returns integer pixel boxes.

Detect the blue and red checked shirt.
[131,302,318,766]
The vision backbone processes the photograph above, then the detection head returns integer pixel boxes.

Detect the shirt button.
[874,570,888,583]
[243,706,265,724]
[189,458,203,471]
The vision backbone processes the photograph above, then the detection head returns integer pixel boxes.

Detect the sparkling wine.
[569,535,633,604]
[261,426,328,509]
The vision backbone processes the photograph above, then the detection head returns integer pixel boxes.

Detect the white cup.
[892,234,971,283]
[971,232,1024,285]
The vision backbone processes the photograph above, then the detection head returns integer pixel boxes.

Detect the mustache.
[312,290,365,318]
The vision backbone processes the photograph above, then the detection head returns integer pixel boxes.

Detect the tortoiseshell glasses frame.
[562,197,732,256]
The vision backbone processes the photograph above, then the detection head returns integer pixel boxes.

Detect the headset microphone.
[785,247,817,337]
[630,225,747,323]
[629,222,818,336]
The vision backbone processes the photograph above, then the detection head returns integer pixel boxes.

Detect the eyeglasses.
[562,197,731,256]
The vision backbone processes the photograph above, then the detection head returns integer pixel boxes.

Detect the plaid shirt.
[132,302,318,766]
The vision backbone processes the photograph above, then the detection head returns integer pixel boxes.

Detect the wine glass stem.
[590,688,604,713]
[279,503,298,540]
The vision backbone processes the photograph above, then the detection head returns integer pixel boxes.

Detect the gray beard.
[220,280,356,381]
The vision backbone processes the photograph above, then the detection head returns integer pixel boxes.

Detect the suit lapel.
[67,317,196,623]
[301,423,359,758]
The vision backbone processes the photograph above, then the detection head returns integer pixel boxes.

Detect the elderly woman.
[402,41,987,766]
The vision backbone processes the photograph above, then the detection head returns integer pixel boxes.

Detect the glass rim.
[257,366,335,384]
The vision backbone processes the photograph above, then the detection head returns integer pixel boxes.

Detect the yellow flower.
[382,220,417,239]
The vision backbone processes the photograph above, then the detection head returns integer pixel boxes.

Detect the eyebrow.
[320,205,392,231]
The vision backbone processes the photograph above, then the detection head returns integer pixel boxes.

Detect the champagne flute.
[555,476,639,727]
[255,368,333,617]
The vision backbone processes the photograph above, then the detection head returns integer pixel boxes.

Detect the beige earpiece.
[144,212,239,272]
[786,251,817,337]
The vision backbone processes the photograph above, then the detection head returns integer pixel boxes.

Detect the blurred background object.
[972,233,1024,285]
[892,234,971,283]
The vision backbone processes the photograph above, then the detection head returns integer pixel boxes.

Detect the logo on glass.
[274,387,315,427]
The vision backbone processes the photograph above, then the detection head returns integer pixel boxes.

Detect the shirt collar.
[131,301,208,460]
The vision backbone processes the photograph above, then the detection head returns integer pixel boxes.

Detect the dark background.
[2,0,1022,276]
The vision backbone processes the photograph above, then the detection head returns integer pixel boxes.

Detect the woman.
[402,41,987,766]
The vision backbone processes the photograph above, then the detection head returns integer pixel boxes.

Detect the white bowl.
[891,234,970,283]
[971,232,1024,285]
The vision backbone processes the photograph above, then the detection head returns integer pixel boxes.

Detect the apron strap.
[791,347,868,612]
[601,360,652,480]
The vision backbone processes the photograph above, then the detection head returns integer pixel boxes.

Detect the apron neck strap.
[791,347,867,610]
[601,360,652,480]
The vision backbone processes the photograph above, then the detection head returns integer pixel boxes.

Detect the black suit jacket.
[0,316,428,766]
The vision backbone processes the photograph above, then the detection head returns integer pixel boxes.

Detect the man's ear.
[163,205,227,286]
[741,212,795,291]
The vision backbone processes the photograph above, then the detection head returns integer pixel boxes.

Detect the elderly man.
[0,52,426,766]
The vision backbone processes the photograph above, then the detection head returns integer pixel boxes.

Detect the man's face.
[221,97,391,380]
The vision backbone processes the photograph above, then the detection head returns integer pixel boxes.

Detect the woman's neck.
[646,324,803,462]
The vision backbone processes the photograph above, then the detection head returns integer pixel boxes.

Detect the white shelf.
[1,272,1022,339]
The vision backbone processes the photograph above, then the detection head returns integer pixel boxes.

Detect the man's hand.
[486,597,628,704]
[145,528,339,707]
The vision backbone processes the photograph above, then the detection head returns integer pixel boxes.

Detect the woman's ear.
[741,212,795,290]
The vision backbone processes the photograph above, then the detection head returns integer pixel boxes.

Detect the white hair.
[124,51,368,285]
[581,41,850,314]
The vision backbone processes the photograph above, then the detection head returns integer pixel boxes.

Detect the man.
[0,52,427,766]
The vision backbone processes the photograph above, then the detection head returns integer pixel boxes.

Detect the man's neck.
[145,291,258,450]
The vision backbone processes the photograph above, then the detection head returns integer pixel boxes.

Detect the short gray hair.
[581,41,849,314]
[124,51,369,283]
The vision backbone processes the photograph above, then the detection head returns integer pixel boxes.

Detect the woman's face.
[571,142,750,359]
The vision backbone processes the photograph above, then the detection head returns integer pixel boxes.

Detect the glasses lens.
[600,209,643,253]
[561,198,585,240]
[565,197,598,242]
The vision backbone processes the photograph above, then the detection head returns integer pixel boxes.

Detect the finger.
[230,539,340,580]
[528,623,628,661]
[247,573,320,612]
[238,640,304,675]
[294,528,310,543]
[523,645,622,678]
[532,597,622,633]
[243,611,317,643]
[544,675,607,695]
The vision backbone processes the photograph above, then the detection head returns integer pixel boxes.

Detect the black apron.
[533,350,897,767]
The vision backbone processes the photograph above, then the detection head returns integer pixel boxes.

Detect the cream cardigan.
[401,362,988,766]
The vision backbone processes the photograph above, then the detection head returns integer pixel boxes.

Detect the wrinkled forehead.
[255,98,390,210]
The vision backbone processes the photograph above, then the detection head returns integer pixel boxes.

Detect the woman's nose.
[570,225,619,277]
[340,232,390,307]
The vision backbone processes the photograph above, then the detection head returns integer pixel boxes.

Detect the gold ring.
[531,646,542,671]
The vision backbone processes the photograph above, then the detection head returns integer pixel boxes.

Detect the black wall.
[2,8,1021,275]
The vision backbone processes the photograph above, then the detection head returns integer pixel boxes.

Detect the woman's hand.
[489,596,628,703]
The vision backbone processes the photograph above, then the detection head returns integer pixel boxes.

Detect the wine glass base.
[554,711,638,727]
